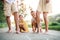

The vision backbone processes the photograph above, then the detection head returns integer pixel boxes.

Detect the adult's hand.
[46,0,50,3]
[2,0,5,3]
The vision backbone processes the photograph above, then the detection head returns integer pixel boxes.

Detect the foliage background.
[0,0,7,28]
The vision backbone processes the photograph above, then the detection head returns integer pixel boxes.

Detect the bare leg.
[6,16,11,32]
[37,23,42,33]
[36,11,42,33]
[37,26,40,33]
[38,24,42,33]
[40,25,42,32]
[32,26,36,32]
[43,12,48,32]
[19,25,26,33]
[14,12,20,34]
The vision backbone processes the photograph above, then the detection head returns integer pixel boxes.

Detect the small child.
[31,11,42,33]
[19,14,29,33]
[31,11,37,32]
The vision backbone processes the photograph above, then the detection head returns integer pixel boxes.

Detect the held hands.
[46,0,50,4]
[2,0,5,3]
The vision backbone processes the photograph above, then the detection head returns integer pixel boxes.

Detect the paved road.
[0,27,60,40]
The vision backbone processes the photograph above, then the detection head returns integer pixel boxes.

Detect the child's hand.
[46,0,50,4]
[20,23,24,25]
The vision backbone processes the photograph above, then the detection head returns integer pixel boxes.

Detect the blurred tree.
[56,17,60,23]
[19,0,27,17]
[55,14,60,18]
[0,0,6,23]
[55,14,60,23]
[48,16,56,22]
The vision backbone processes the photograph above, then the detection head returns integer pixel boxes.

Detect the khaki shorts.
[4,1,18,16]
[37,0,51,12]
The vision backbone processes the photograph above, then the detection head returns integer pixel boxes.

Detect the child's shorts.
[4,1,18,16]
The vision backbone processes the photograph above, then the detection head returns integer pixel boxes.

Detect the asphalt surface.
[0,27,60,40]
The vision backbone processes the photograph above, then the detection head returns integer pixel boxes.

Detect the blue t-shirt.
[6,0,16,4]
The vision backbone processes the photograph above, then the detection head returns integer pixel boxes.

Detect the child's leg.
[39,24,42,32]
[32,23,36,32]
[20,27,22,32]
[19,25,22,32]
[20,25,29,33]
[32,26,36,32]
[19,25,26,32]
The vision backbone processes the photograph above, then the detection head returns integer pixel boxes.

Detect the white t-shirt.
[5,0,17,4]
[31,18,36,22]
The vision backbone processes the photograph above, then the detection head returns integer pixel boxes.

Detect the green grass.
[42,22,60,31]
[28,23,60,31]
[28,24,32,28]
[0,23,7,28]
[42,25,60,31]
[0,22,60,31]
[49,26,60,31]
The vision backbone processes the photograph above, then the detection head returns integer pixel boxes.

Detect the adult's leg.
[6,16,11,32]
[13,12,20,34]
[43,12,48,32]
[36,11,42,33]
[37,23,42,33]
